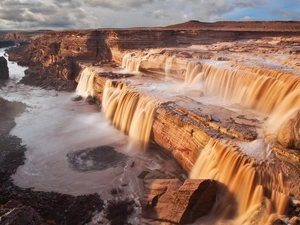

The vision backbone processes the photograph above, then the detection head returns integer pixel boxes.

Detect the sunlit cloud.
[0,0,298,30]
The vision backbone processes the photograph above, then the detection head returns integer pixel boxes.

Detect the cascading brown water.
[190,139,290,225]
[76,67,95,99]
[75,60,296,223]
[185,61,203,84]
[165,56,175,78]
[102,80,161,152]
[122,52,142,72]
[185,61,300,133]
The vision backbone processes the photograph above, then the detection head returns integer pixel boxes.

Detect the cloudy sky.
[0,0,299,30]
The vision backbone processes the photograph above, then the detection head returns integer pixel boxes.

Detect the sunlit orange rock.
[142,179,216,224]
[277,109,300,150]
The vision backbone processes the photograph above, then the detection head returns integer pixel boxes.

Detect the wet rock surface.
[67,145,128,172]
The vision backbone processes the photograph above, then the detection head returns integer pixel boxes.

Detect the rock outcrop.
[277,109,300,150]
[0,56,9,79]
[0,200,54,225]
[0,31,46,43]
[142,179,216,224]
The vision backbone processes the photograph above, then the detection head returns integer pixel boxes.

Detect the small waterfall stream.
[122,53,142,72]
[165,56,175,78]
[76,67,95,99]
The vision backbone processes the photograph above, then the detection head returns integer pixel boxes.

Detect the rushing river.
[0,48,181,201]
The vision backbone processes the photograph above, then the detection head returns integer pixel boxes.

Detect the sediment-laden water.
[0,48,181,202]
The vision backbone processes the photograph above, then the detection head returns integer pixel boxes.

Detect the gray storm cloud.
[0,0,299,30]
[84,0,155,10]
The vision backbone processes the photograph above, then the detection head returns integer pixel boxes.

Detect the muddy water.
[0,48,181,200]
[117,51,293,224]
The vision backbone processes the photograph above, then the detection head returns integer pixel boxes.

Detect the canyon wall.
[6,25,299,90]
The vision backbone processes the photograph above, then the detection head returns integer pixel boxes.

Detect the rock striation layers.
[142,179,216,224]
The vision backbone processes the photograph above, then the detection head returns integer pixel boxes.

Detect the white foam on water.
[0,50,179,199]
[0,48,25,84]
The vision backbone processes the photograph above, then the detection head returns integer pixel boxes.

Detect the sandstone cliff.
[6,22,300,90]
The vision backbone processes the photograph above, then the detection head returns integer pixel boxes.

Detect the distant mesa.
[165,20,300,31]
[0,56,9,79]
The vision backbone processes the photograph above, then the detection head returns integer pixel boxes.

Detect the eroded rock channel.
[1,21,300,224]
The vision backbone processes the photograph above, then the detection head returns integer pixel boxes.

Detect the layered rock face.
[142,179,216,224]
[0,56,9,79]
[11,24,299,92]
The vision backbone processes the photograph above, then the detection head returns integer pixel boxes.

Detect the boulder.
[0,56,9,79]
[277,109,300,150]
[71,95,82,101]
[142,179,216,224]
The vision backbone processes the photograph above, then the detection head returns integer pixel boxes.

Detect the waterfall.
[184,61,203,85]
[165,56,174,78]
[184,62,300,133]
[266,89,300,133]
[102,80,160,152]
[185,62,300,114]
[122,53,142,72]
[190,139,290,224]
[76,68,95,99]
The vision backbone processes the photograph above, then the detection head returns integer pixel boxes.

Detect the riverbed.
[0,48,183,201]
